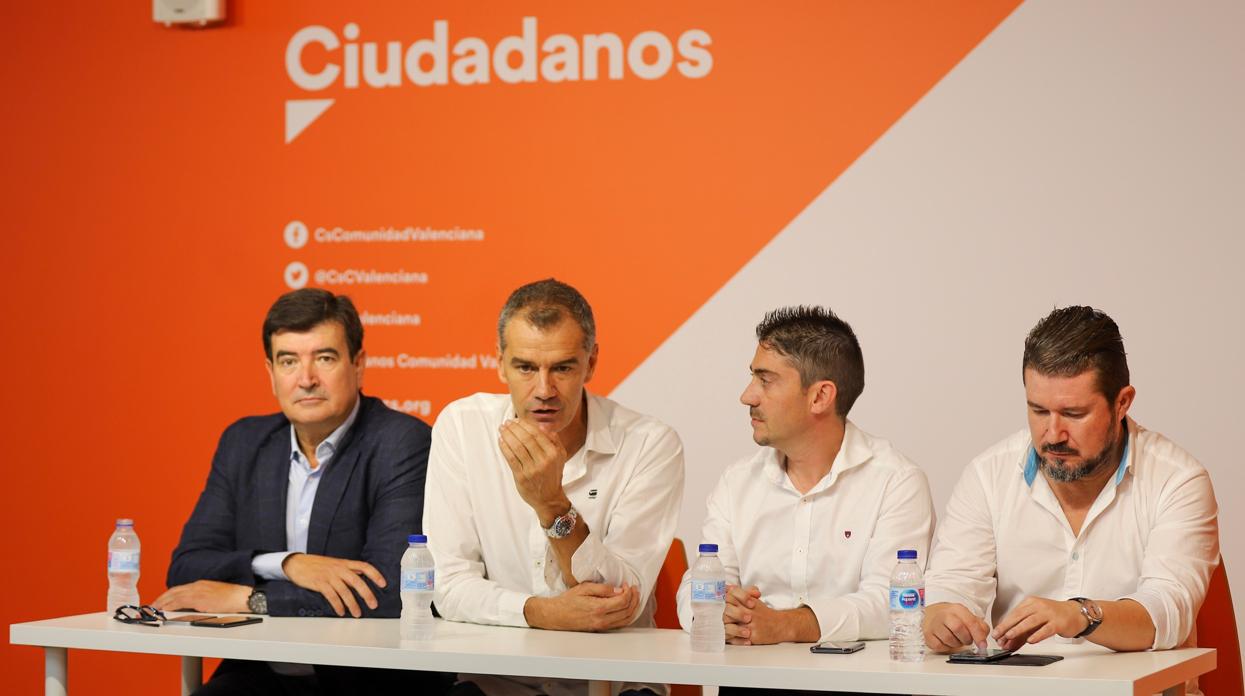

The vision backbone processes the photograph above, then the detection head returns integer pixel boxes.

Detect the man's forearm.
[780,606,822,643]
[1086,599,1156,652]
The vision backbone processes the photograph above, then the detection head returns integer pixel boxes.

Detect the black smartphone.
[165,614,216,623]
[947,648,1014,663]
[190,616,264,628]
[810,641,865,654]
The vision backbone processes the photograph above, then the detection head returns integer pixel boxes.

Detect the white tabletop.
[9,613,1215,696]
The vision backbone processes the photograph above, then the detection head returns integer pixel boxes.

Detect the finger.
[496,432,525,471]
[967,616,990,649]
[340,570,379,610]
[725,622,751,639]
[1000,615,1043,645]
[511,418,563,459]
[946,617,974,648]
[330,576,363,618]
[746,586,763,598]
[727,637,752,646]
[723,604,752,624]
[499,422,543,467]
[725,586,756,608]
[1027,622,1059,644]
[318,583,347,617]
[347,561,387,589]
[151,588,179,609]
[577,582,622,598]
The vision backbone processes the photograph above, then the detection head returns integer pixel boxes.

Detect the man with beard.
[923,307,1220,669]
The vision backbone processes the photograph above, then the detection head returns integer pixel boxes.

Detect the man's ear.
[808,380,838,417]
[266,359,276,397]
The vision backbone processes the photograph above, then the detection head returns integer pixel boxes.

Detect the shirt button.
[797,548,804,554]
[1071,552,1080,561]
[535,560,543,567]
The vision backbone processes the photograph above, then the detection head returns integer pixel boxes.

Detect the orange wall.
[0,2,1016,692]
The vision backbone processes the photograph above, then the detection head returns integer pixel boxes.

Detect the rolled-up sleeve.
[425,412,533,627]
[1118,466,1219,650]
[807,467,935,641]
[925,463,998,619]
[568,427,686,622]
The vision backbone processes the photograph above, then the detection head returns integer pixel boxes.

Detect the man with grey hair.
[924,306,1219,686]
[425,278,685,696]
[677,306,934,678]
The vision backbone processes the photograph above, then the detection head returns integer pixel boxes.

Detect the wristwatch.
[543,506,579,539]
[1069,597,1102,638]
[247,588,269,615]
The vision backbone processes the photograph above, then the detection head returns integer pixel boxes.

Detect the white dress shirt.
[925,418,1219,654]
[676,421,935,642]
[424,392,685,696]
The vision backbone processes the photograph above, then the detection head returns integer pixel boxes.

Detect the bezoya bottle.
[107,519,141,612]
[400,534,436,640]
[889,548,925,662]
[690,543,726,652]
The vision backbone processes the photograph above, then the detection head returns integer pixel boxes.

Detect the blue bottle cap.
[116,519,134,527]
[699,543,718,553]
[409,534,427,544]
[897,549,918,560]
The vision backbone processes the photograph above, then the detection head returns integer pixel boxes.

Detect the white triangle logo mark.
[285,99,335,144]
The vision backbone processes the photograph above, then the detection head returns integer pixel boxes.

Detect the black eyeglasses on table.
[113,605,166,626]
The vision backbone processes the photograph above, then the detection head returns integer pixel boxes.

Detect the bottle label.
[402,568,434,591]
[691,579,726,602]
[889,587,925,611]
[108,551,140,572]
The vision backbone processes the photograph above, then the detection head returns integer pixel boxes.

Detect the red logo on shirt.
[844,530,852,539]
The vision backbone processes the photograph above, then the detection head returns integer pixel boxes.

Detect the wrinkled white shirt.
[676,421,935,642]
[926,418,1219,655]
[425,392,685,696]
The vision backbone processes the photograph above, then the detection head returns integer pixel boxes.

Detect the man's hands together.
[924,597,1090,653]
[154,553,386,618]
[723,585,820,646]
[524,582,640,632]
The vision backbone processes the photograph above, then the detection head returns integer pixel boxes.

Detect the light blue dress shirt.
[251,397,361,580]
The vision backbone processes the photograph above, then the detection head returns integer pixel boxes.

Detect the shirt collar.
[763,420,873,492]
[1022,417,1133,488]
[289,394,361,471]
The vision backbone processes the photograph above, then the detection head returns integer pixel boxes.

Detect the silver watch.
[543,507,579,539]
[247,588,268,615]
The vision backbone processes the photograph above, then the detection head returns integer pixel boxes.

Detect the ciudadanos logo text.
[284,17,714,143]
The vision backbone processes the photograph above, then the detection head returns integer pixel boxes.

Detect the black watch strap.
[1070,597,1102,638]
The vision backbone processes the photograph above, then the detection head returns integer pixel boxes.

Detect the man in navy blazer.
[156,288,449,695]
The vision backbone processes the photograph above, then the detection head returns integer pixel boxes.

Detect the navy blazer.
[167,394,429,618]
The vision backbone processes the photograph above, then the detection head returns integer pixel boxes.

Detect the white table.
[9,613,1215,696]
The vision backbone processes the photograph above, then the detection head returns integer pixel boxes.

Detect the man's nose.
[535,369,557,399]
[740,382,758,406]
[297,361,319,389]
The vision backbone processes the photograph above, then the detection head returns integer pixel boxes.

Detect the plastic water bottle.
[107,519,141,612]
[400,534,435,641]
[889,549,925,662]
[690,543,726,652]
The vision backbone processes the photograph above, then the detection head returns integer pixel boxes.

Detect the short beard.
[1039,420,1119,483]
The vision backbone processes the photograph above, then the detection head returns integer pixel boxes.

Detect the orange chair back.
[1197,560,1243,696]
[654,538,690,630]
[653,538,701,696]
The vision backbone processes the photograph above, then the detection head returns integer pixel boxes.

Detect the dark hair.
[262,288,364,360]
[755,306,865,418]
[1022,305,1129,401]
[497,278,596,351]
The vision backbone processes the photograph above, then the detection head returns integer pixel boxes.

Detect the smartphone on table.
[947,648,1014,663]
[190,616,264,628]
[810,641,866,654]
